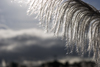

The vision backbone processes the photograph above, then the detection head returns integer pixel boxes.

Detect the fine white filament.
[16,0,100,64]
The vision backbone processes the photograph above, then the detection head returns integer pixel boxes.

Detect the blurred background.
[0,0,100,67]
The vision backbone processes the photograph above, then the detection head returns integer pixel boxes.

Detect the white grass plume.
[17,0,100,64]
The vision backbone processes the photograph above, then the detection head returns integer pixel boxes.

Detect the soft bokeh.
[0,0,100,67]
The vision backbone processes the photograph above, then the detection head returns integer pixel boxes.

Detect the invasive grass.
[16,0,100,65]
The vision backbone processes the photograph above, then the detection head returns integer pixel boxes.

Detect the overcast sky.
[0,0,100,64]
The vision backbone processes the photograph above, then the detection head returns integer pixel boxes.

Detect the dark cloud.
[0,44,66,61]
[0,29,67,62]
[0,28,93,62]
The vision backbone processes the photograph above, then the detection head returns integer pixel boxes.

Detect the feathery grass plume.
[27,0,100,63]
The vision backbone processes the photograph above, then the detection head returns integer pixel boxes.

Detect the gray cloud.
[0,29,67,62]
[0,28,94,62]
